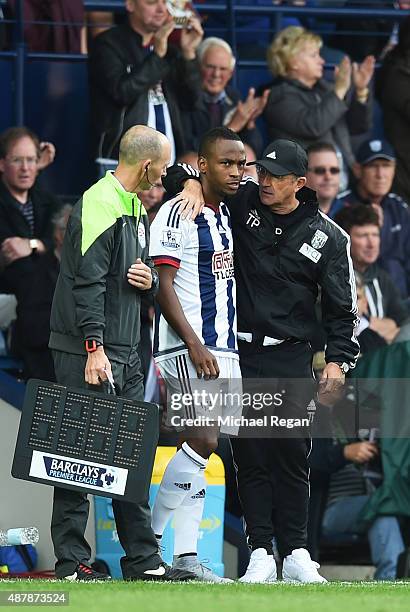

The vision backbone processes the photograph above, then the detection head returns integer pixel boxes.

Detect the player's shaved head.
[199,127,243,158]
[119,125,168,165]
[197,127,245,203]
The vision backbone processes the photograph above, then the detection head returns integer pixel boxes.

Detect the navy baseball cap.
[247,139,308,176]
[356,139,396,165]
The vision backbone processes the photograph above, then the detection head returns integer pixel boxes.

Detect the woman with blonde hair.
[264,26,375,175]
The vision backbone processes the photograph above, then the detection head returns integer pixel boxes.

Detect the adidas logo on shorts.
[192,489,206,499]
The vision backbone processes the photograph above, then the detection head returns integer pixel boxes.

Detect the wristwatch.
[29,238,39,253]
[85,339,102,353]
[333,362,349,374]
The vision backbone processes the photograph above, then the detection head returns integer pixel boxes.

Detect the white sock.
[152,442,208,536]
[173,471,207,557]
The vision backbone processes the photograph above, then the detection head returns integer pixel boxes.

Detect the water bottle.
[0,527,39,547]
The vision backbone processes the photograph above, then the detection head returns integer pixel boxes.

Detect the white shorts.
[156,350,243,435]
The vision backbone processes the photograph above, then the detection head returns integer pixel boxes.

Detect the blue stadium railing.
[0,1,409,194]
[2,1,410,125]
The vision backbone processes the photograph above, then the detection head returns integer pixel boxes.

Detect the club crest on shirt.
[161,229,181,250]
[138,222,146,249]
[311,230,328,250]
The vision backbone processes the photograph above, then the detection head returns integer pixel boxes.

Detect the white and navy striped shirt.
[149,200,238,361]
[18,198,35,234]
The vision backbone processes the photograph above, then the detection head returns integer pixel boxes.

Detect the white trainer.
[172,555,233,583]
[239,548,277,583]
[282,548,327,583]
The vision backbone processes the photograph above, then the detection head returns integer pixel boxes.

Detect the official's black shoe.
[63,562,112,581]
[126,562,197,582]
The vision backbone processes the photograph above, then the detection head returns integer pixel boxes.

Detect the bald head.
[116,125,171,192]
[119,125,169,166]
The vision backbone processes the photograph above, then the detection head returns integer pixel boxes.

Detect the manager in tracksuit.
[162,137,359,582]
[49,125,193,582]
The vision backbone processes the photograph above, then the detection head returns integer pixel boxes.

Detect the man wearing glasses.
[0,127,61,379]
[306,142,345,219]
[0,127,60,267]
[162,138,359,583]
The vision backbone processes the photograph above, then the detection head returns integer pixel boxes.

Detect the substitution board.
[12,379,159,502]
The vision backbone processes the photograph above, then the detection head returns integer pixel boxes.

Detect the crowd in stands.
[264,26,375,182]
[1,0,410,578]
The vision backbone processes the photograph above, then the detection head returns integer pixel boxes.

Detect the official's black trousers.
[51,350,161,578]
[230,340,313,559]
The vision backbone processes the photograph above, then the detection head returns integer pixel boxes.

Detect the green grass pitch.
[0,580,410,612]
